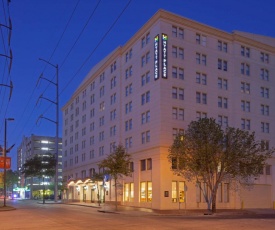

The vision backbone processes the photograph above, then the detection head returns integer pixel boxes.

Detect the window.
[99,116,104,127]
[196,92,207,104]
[99,72,105,83]
[110,109,116,121]
[261,140,270,151]
[90,94,95,105]
[172,26,177,37]
[125,119,133,131]
[217,115,228,127]
[179,48,184,59]
[261,122,269,133]
[196,53,207,65]
[110,93,116,105]
[260,52,269,63]
[99,102,105,111]
[241,119,250,130]
[125,137,133,149]
[260,68,269,81]
[241,63,250,75]
[125,101,133,114]
[261,104,269,116]
[172,107,184,120]
[124,183,134,202]
[241,82,250,94]
[141,131,150,144]
[99,146,104,156]
[218,78,228,90]
[125,83,133,96]
[110,125,116,137]
[241,46,250,58]
[99,86,104,97]
[146,52,150,63]
[90,81,95,91]
[172,87,184,100]
[172,181,185,203]
[196,34,206,46]
[140,159,152,171]
[172,46,177,58]
[141,71,150,85]
[241,100,250,112]
[218,40,227,52]
[218,97,228,108]
[196,72,207,85]
[99,131,104,142]
[141,91,150,105]
[141,110,150,124]
[266,165,271,175]
[172,128,184,139]
[218,59,228,71]
[111,76,117,89]
[172,26,184,39]
[172,67,184,80]
[140,181,152,202]
[260,87,269,98]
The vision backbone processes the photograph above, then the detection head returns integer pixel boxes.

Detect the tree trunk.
[114,178,118,211]
[211,190,217,213]
[43,177,45,204]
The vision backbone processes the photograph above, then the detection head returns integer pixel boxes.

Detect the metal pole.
[3,119,7,207]
[3,118,14,207]
[55,64,59,202]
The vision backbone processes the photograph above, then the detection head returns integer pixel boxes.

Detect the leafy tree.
[6,170,19,198]
[21,154,56,203]
[98,144,132,210]
[168,118,273,213]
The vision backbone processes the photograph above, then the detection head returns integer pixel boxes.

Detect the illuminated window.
[172,181,185,203]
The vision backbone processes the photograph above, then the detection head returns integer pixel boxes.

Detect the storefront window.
[130,183,134,201]
[140,182,146,202]
[124,183,129,201]
[172,181,177,202]
[147,182,152,202]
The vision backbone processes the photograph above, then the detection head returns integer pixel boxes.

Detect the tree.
[168,118,274,213]
[6,170,19,198]
[98,144,132,210]
[21,154,56,203]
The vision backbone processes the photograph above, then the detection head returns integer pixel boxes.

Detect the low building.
[17,134,62,199]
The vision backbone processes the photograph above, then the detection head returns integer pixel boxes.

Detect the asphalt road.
[1,199,275,230]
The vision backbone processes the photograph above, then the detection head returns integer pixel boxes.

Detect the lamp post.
[37,58,59,202]
[3,118,14,207]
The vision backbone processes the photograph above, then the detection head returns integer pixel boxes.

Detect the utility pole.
[3,118,14,207]
[37,58,59,202]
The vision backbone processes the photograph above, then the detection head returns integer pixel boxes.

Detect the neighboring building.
[62,10,275,210]
[17,134,62,198]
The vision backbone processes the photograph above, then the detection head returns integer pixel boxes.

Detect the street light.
[3,118,14,207]
[37,58,59,203]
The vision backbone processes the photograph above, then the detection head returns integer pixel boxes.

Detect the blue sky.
[0,0,274,170]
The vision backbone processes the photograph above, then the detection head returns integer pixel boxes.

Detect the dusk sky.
[0,0,274,170]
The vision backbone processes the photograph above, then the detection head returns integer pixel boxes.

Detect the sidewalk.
[61,201,275,217]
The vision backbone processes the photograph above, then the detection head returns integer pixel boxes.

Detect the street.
[1,199,275,230]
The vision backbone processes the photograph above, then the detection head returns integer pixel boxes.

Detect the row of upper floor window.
[65,77,271,128]
[63,120,271,168]
[65,65,271,117]
[172,25,271,63]
[64,96,272,151]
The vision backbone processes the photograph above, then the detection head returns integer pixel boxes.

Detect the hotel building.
[62,10,275,210]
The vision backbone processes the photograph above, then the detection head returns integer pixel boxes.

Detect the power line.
[60,0,132,96]
[11,0,81,143]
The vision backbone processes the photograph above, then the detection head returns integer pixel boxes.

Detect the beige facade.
[62,10,275,210]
